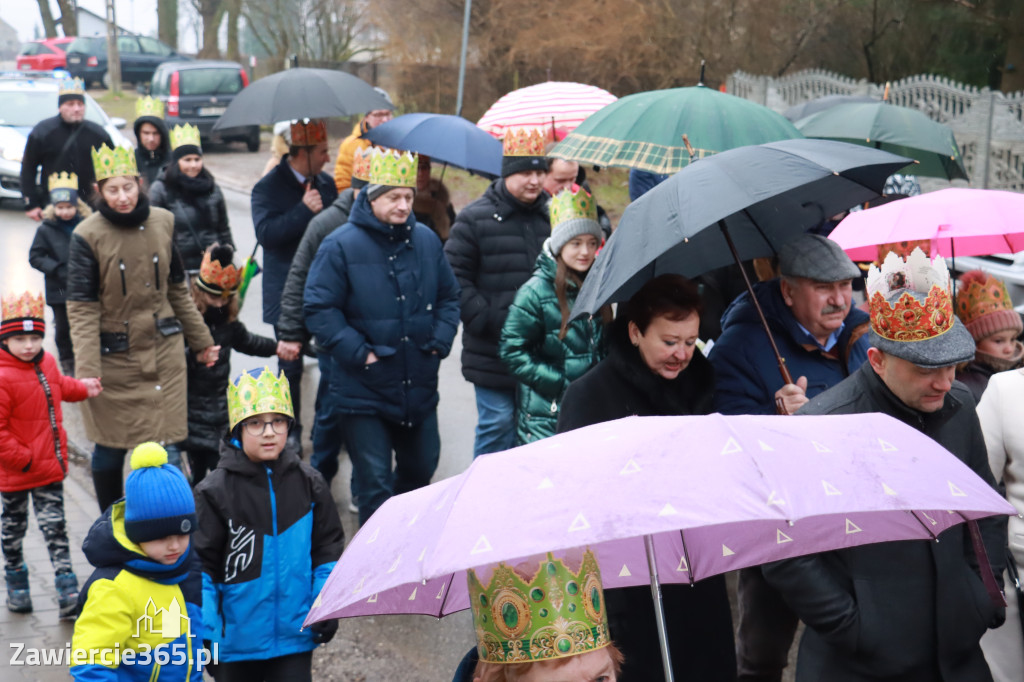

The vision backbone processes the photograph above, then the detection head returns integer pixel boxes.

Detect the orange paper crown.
[955,270,1014,327]
[197,247,241,296]
[2,292,45,322]
[867,248,954,342]
[352,146,374,182]
[502,127,547,157]
[290,119,328,147]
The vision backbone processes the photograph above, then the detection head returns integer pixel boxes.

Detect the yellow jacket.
[333,119,372,192]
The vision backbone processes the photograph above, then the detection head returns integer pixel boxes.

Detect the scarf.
[97,192,151,227]
[165,163,215,197]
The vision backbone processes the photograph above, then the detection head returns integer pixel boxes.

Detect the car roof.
[0,75,62,91]
[156,60,243,71]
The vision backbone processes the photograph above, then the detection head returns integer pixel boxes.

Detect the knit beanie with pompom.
[123,442,196,543]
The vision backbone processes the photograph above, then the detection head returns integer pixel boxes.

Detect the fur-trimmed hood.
[42,199,92,222]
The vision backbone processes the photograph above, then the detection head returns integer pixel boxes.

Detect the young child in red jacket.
[0,291,101,618]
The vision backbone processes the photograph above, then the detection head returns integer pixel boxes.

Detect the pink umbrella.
[477,81,617,141]
[829,188,1024,261]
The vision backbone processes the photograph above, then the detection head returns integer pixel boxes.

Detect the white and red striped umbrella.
[477,81,618,141]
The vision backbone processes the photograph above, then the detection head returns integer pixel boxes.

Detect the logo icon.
[134,597,192,640]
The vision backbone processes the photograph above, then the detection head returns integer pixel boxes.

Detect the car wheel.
[101,71,112,89]
[246,133,260,153]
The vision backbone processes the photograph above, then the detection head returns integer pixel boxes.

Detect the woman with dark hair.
[66,144,219,511]
[499,187,610,445]
[557,273,736,682]
[149,124,234,273]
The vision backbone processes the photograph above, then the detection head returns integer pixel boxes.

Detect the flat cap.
[779,234,861,282]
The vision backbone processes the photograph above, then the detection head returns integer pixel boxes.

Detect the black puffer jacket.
[133,115,170,189]
[28,201,91,304]
[149,165,233,271]
[20,115,112,210]
[444,179,549,389]
[184,312,277,452]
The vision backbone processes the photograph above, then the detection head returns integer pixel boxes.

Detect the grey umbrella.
[212,68,392,131]
[783,94,877,122]
[572,139,912,384]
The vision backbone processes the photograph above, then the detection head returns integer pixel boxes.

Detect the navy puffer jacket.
[304,191,461,425]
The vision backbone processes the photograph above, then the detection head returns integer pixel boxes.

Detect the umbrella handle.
[644,535,675,682]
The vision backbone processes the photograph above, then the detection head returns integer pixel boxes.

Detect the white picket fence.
[728,68,1024,192]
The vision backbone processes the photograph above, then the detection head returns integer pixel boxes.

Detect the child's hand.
[277,340,301,362]
[80,377,103,398]
[196,345,221,367]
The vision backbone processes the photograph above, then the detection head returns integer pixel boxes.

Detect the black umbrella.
[212,68,392,131]
[572,139,913,386]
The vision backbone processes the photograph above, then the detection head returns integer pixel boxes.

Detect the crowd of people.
[1,75,1023,682]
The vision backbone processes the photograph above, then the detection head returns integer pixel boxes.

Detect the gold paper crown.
[169,123,202,152]
[550,187,597,228]
[467,549,610,665]
[227,367,294,429]
[91,144,138,181]
[1,292,45,323]
[48,171,78,192]
[135,96,165,119]
[502,128,547,157]
[290,119,328,147]
[368,149,417,188]
[197,245,241,297]
[352,146,374,182]
[867,248,954,342]
[955,271,1015,327]
[58,78,85,98]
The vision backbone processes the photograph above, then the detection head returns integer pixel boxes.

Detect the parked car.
[0,74,129,204]
[16,38,76,71]
[64,35,183,88]
[150,60,259,152]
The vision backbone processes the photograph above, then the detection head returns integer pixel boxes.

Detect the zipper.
[153,254,160,291]
[33,363,64,474]
[119,259,127,296]
[266,467,279,644]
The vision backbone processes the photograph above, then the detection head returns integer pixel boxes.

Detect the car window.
[117,37,140,54]
[18,43,38,56]
[139,37,173,56]
[180,69,244,96]
[37,45,55,55]
[151,70,169,96]
[67,38,101,54]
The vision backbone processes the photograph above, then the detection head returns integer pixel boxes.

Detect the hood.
[349,188,417,240]
[719,278,869,347]
[42,199,92,222]
[82,502,194,584]
[133,116,171,157]
[333,187,356,214]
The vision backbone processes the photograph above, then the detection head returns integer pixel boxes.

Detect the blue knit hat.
[124,442,196,543]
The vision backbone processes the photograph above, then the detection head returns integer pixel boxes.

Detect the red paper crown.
[869,287,954,342]
[955,270,1014,326]
[290,119,328,147]
[197,248,241,296]
[502,127,547,157]
[1,292,46,338]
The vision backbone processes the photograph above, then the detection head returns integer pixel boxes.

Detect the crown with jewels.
[502,127,547,157]
[290,119,328,147]
[91,144,139,181]
[58,78,85,98]
[197,245,241,297]
[467,549,610,665]
[955,270,1019,332]
[227,367,294,429]
[1,292,46,338]
[368,149,417,188]
[48,171,78,192]
[135,96,165,119]
[352,146,374,183]
[169,123,202,152]
[867,248,954,342]
[550,187,597,228]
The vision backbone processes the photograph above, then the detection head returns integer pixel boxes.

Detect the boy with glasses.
[193,368,345,682]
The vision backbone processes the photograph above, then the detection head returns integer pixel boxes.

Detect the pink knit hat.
[955,270,1022,342]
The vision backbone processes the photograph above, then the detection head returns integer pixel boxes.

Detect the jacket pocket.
[155,316,184,337]
[99,331,129,355]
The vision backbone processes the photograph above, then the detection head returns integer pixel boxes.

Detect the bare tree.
[243,0,373,63]
[54,0,78,36]
[191,0,225,58]
[159,0,179,49]
[35,0,58,38]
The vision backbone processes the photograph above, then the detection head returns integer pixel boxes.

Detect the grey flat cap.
[779,234,861,282]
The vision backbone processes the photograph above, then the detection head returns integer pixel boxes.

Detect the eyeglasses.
[241,416,292,436]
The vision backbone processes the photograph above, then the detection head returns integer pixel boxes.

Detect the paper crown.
[867,248,954,342]
[368,149,417,188]
[197,244,241,297]
[48,171,78,192]
[875,239,931,266]
[227,367,294,429]
[468,549,610,665]
[91,144,139,181]
[135,96,165,119]
[550,187,597,228]
[502,128,547,157]
[169,123,202,152]
[352,146,374,182]
[1,292,46,339]
[290,119,328,147]
[58,78,85,98]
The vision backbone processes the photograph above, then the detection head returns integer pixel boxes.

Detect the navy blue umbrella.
[364,113,502,178]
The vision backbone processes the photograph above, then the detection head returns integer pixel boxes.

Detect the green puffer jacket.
[499,244,607,444]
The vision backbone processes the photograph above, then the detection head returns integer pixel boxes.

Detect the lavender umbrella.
[305,413,1014,679]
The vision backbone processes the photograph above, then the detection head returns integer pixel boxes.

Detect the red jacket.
[0,349,89,492]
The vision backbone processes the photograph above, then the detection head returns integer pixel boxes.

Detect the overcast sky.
[4,0,161,43]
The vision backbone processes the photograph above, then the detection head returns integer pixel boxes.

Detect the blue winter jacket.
[304,191,461,426]
[709,279,870,415]
[251,155,337,326]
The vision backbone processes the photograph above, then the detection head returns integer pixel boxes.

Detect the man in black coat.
[762,252,1007,682]
[21,78,112,220]
[132,96,170,189]
[251,119,338,449]
[444,128,550,457]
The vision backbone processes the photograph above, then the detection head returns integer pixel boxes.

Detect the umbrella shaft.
[644,534,675,682]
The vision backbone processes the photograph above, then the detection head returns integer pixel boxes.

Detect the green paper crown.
[467,549,610,665]
[135,95,165,119]
[369,149,417,188]
[58,78,85,98]
[227,367,294,429]
[91,144,138,181]
[550,187,597,228]
[169,123,202,152]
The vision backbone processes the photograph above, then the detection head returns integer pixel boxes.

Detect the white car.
[0,72,129,203]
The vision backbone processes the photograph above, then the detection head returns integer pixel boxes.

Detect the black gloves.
[310,618,338,645]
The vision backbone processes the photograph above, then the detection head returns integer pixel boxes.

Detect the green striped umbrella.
[550,84,803,174]
[794,101,967,180]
